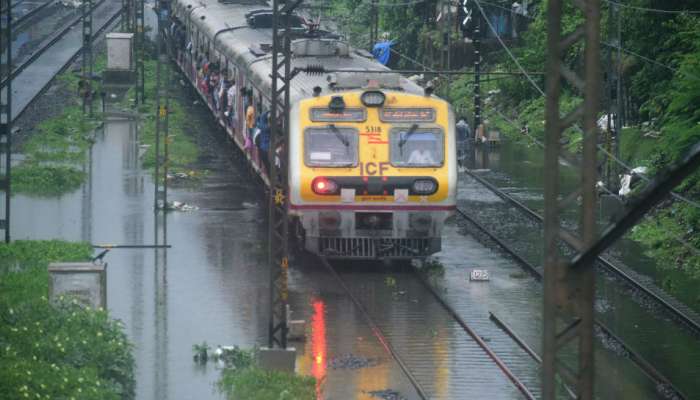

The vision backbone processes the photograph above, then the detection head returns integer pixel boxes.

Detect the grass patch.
[0,240,135,399]
[122,57,200,179]
[14,56,107,197]
[215,347,315,400]
[12,164,86,196]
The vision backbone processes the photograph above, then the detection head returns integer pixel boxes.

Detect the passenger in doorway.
[255,111,271,173]
[408,146,436,165]
[225,79,237,128]
[245,94,256,148]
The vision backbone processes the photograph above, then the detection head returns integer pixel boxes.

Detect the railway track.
[10,0,57,30]
[318,255,538,400]
[453,173,690,399]
[2,0,108,90]
[3,0,123,122]
[461,168,700,334]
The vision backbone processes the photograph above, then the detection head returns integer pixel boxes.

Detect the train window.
[304,126,358,167]
[389,127,444,167]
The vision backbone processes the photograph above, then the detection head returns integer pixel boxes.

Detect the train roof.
[172,0,430,104]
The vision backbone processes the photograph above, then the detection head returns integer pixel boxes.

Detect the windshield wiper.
[398,124,420,149]
[328,124,349,147]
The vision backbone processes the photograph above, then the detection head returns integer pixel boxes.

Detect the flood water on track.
[458,141,700,397]
[10,114,273,399]
[8,75,697,398]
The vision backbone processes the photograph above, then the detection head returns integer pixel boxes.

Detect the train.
[169,0,457,259]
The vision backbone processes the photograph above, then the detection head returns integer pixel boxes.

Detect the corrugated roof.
[176,0,427,103]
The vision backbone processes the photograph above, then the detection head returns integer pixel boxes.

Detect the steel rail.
[455,206,687,399]
[12,0,56,30]
[463,168,700,333]
[489,312,577,399]
[0,0,107,90]
[317,256,430,400]
[411,267,538,400]
[11,2,122,121]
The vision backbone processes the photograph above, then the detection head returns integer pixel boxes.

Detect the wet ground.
[5,38,697,398]
[459,142,700,397]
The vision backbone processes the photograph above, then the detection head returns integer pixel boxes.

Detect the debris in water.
[366,389,407,400]
[241,201,257,208]
[329,354,380,370]
[167,201,199,212]
[192,342,210,364]
[384,276,396,287]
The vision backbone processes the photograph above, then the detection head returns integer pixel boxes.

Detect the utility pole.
[614,1,622,180]
[267,0,301,352]
[122,0,134,32]
[604,0,622,189]
[542,0,601,399]
[0,0,11,243]
[154,0,170,245]
[370,0,378,51]
[81,0,94,116]
[134,0,145,105]
[473,4,481,136]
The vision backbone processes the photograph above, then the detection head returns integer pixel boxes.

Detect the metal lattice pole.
[154,0,170,214]
[369,0,378,50]
[268,0,302,350]
[473,8,481,135]
[0,0,11,243]
[122,0,134,32]
[81,0,93,116]
[542,0,601,399]
[135,0,145,105]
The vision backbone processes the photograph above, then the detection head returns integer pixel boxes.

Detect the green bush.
[0,241,135,400]
[12,164,86,197]
[216,347,315,400]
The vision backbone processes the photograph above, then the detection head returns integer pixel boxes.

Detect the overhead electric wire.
[603,0,700,14]
[471,0,700,212]
[389,23,700,291]
[471,0,545,96]
[481,102,700,257]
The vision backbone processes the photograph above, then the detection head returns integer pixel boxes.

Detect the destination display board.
[380,108,436,123]
[310,108,366,122]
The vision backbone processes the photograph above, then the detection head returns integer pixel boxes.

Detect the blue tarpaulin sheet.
[372,41,394,65]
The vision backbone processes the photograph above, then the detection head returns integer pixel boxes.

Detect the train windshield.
[390,127,444,167]
[304,126,359,167]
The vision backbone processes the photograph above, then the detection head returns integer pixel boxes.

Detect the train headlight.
[312,177,340,195]
[411,179,438,195]
[361,91,385,107]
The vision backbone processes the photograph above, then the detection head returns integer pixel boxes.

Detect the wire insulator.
[302,64,326,75]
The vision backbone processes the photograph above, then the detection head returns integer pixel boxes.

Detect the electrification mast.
[154,0,170,214]
[81,0,94,115]
[135,0,145,104]
[542,0,601,399]
[0,0,11,243]
[268,0,301,350]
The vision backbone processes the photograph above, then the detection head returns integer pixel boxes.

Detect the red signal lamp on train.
[312,177,340,195]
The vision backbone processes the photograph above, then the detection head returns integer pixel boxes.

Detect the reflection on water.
[311,299,326,399]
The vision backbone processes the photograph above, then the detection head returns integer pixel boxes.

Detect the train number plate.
[470,269,490,281]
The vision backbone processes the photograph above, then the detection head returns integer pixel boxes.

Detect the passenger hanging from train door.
[244,92,256,151]
[255,111,271,174]
[208,62,220,109]
[225,78,237,129]
[216,71,226,115]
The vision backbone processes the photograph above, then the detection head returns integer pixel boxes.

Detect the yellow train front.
[289,86,457,259]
